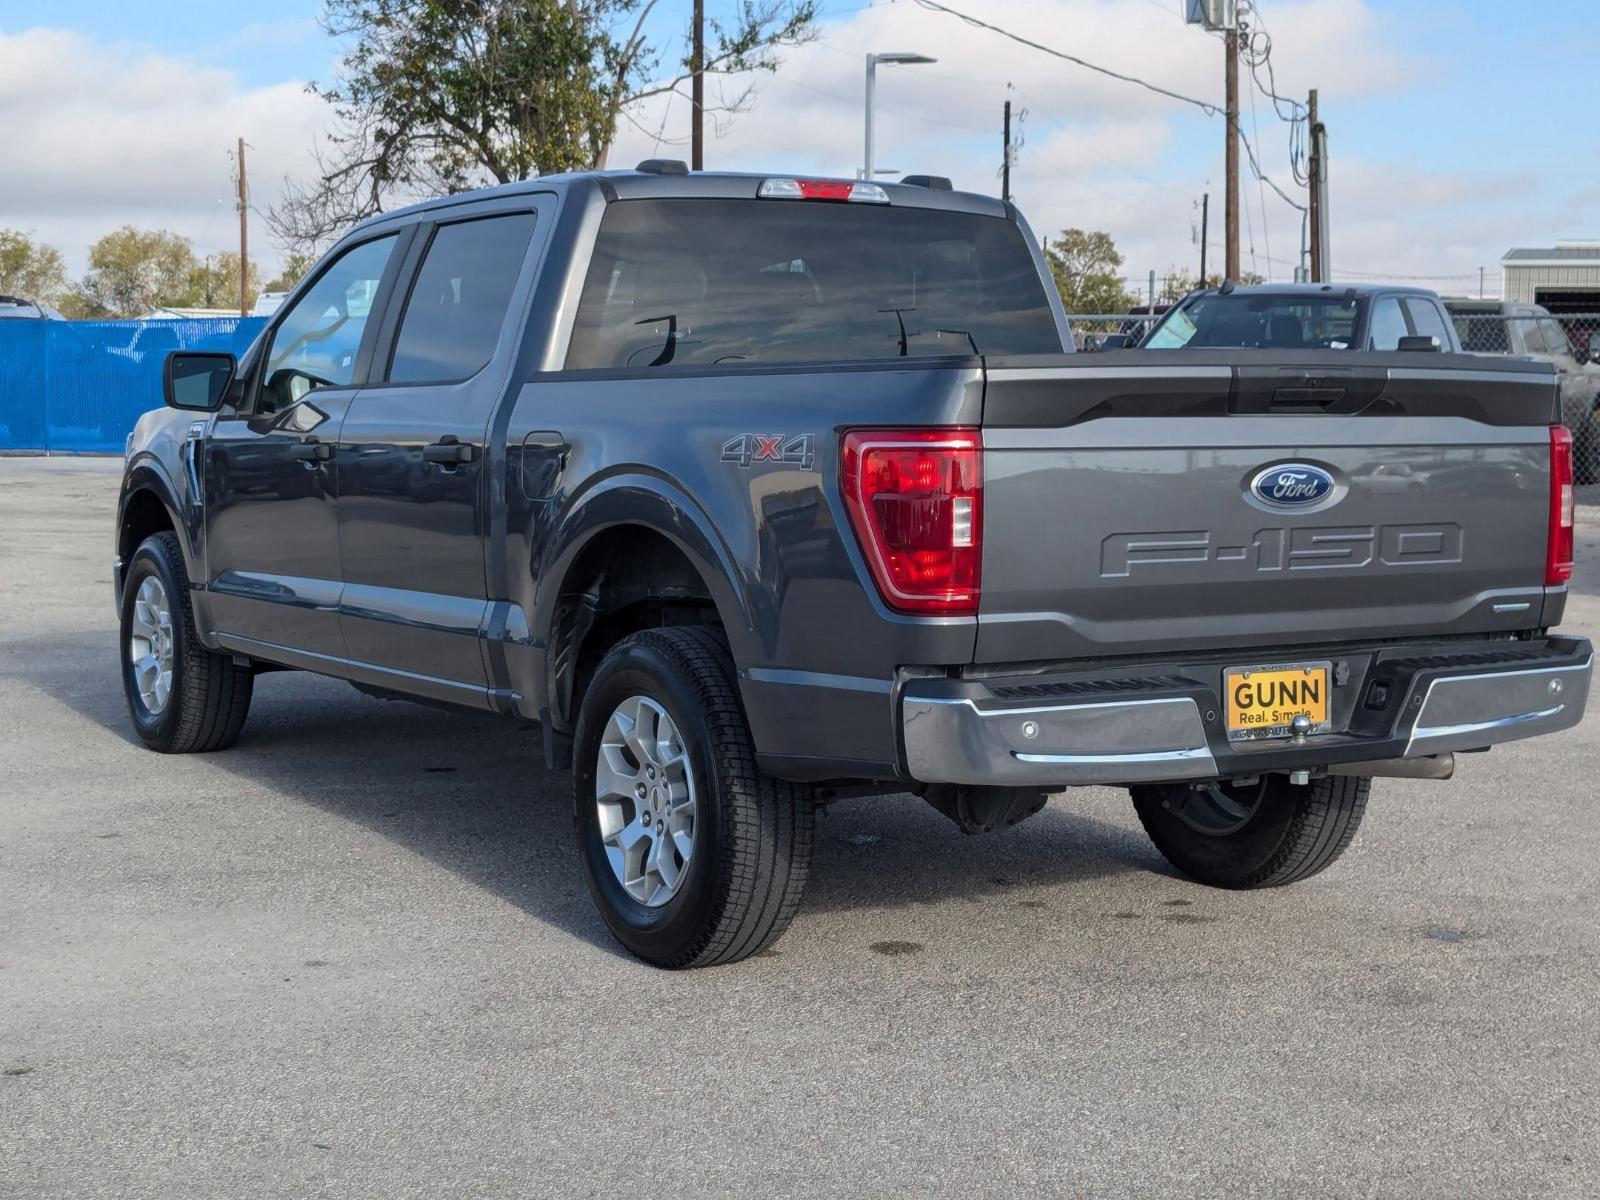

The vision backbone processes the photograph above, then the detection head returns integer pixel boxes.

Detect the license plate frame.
[1224,660,1332,742]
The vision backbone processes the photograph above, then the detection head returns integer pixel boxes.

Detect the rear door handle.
[422,438,476,465]
[288,439,332,462]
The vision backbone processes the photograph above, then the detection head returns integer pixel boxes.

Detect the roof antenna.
[1219,278,1236,294]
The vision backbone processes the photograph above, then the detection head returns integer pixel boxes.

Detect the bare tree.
[269,0,815,255]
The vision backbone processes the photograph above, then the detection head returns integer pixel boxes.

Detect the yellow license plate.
[1225,662,1330,741]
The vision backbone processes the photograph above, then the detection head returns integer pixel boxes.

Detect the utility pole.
[1224,25,1240,281]
[236,136,249,316]
[1480,266,1486,299]
[1307,90,1322,281]
[1001,100,1012,203]
[691,0,704,171]
[1199,192,1209,284]
[1311,99,1330,281]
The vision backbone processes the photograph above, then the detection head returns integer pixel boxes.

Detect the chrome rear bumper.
[901,639,1592,788]
[1406,657,1591,755]
[903,694,1217,787]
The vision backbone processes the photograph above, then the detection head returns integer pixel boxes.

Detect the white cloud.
[0,2,1564,297]
[0,27,331,275]
[608,0,1526,293]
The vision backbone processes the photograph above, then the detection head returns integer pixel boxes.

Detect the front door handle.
[422,438,477,466]
[288,439,332,462]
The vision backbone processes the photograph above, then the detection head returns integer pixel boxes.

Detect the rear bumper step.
[900,637,1592,788]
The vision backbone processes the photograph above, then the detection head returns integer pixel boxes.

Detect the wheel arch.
[535,476,761,738]
[118,461,198,584]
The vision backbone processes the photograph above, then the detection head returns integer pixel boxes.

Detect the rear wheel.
[572,626,815,968]
[1130,774,1370,889]
[120,532,253,753]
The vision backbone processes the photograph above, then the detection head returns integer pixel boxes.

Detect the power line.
[907,0,1222,116]
[907,0,1306,216]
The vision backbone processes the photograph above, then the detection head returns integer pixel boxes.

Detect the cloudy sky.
[1,0,1593,299]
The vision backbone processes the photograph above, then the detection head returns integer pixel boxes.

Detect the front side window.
[261,234,397,411]
[388,213,537,384]
[1367,298,1407,350]
[565,198,1061,369]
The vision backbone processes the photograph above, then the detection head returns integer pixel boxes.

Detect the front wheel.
[572,627,815,968]
[1130,774,1370,889]
[120,532,253,753]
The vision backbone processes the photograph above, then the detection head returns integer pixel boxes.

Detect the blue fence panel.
[0,317,267,453]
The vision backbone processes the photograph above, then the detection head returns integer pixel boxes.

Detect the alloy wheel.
[594,695,698,906]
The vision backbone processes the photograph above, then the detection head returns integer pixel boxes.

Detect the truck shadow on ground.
[7,628,1164,957]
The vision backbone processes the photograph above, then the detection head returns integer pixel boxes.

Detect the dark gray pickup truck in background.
[116,164,1592,967]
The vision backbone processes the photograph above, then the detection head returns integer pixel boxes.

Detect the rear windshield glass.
[1146,293,1360,350]
[564,198,1062,369]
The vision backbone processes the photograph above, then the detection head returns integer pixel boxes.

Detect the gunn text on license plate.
[1224,662,1330,741]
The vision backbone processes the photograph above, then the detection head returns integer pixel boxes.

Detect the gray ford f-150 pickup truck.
[116,163,1592,967]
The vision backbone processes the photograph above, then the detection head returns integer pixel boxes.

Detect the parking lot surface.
[3,456,1599,1199]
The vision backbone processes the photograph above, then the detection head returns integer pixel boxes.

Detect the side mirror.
[1098,333,1133,351]
[164,351,237,412]
[1397,335,1441,352]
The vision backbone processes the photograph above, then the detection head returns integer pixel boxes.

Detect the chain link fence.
[1064,309,1600,502]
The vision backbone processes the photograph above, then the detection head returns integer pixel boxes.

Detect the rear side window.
[388,213,537,384]
[1403,298,1451,347]
[1540,318,1573,358]
[565,198,1061,369]
[1518,319,1550,354]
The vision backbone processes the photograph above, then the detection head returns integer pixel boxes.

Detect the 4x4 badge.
[720,433,815,469]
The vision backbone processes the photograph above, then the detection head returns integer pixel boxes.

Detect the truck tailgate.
[976,352,1561,664]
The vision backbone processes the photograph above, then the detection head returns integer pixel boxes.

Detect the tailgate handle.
[1271,385,1346,409]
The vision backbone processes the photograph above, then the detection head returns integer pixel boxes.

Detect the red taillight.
[1548,424,1575,586]
[841,428,982,615]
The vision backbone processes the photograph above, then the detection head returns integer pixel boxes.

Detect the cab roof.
[351,165,1011,234]
[1187,282,1443,300]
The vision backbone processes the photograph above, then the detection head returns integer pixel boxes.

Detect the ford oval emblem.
[1250,462,1335,508]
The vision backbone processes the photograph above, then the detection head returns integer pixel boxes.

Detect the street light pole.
[864,54,876,180]
[863,52,937,180]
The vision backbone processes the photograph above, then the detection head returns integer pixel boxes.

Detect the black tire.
[1130,774,1370,889]
[119,532,253,753]
[572,626,815,968]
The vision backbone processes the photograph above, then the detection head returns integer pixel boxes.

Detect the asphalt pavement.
[3,456,1598,1199]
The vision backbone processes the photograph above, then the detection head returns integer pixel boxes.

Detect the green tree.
[1045,229,1136,315]
[263,252,317,294]
[189,252,261,311]
[1157,267,1264,302]
[270,0,816,252]
[0,230,70,304]
[78,227,200,317]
